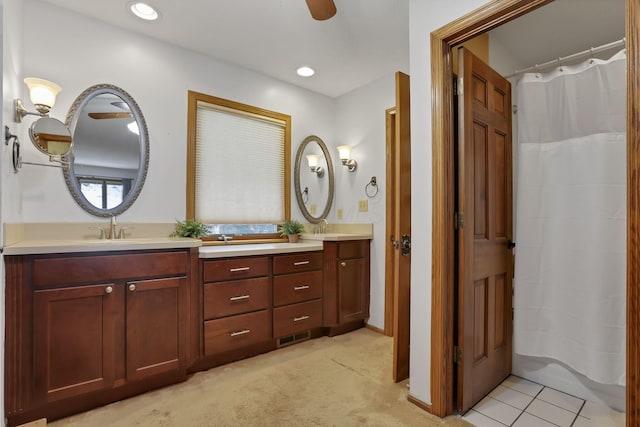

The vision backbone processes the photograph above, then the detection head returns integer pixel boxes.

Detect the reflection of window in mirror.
[78,177,130,209]
[187,91,291,243]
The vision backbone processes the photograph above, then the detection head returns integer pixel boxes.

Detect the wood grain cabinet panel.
[33,283,118,403]
[273,270,322,307]
[273,299,323,338]
[203,277,269,319]
[204,310,271,355]
[202,256,269,282]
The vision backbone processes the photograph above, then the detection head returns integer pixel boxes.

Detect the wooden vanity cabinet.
[202,256,272,359]
[5,249,196,427]
[272,251,323,338]
[322,240,371,335]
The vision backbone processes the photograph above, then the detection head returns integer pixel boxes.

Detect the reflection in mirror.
[64,84,149,217]
[29,117,72,156]
[294,135,334,223]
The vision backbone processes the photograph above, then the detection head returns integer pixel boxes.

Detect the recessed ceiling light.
[129,2,159,21]
[297,66,315,77]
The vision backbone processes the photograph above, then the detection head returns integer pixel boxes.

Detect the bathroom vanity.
[3,226,371,426]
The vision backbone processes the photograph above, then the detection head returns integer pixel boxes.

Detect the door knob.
[340,261,347,267]
[401,234,411,256]
[507,240,516,250]
[128,284,136,292]
[105,286,113,294]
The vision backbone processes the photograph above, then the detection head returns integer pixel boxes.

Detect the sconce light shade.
[24,78,62,113]
[15,77,62,122]
[306,154,324,177]
[337,145,357,172]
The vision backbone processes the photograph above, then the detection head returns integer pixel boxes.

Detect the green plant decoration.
[278,219,305,236]
[170,219,209,238]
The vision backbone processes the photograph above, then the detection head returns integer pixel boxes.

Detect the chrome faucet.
[319,218,329,234]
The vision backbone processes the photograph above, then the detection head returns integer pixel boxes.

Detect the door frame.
[384,107,397,337]
[429,1,639,425]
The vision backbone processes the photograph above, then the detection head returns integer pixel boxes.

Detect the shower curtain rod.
[505,37,626,79]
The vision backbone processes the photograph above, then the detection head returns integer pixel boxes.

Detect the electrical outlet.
[337,208,343,219]
[358,200,368,212]
[310,204,316,214]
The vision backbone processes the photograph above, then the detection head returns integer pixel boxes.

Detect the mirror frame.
[294,135,334,223]
[63,84,150,217]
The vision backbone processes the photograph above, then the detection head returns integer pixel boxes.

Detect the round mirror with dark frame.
[294,135,334,223]
[63,84,149,217]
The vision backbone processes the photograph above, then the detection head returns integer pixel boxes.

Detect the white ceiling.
[35,0,624,98]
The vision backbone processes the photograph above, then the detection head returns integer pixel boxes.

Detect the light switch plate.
[337,208,343,219]
[310,204,316,214]
[359,200,368,212]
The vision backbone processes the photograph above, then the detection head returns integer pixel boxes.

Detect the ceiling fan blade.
[305,0,336,21]
[88,112,134,119]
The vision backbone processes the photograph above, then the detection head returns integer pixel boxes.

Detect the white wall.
[16,0,336,224]
[334,73,397,329]
[408,0,491,405]
[2,0,23,420]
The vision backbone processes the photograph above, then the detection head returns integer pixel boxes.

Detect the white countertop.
[2,237,201,255]
[299,232,373,241]
[198,242,323,258]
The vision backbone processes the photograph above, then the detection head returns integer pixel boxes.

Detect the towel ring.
[365,176,378,198]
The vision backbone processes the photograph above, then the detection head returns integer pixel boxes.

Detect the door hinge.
[454,346,464,364]
[455,77,464,96]
[454,212,464,230]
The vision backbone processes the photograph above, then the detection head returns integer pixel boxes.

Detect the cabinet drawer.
[33,251,188,288]
[273,252,322,275]
[203,257,269,282]
[273,299,322,338]
[203,277,269,319]
[204,310,271,356]
[338,241,369,259]
[273,271,322,307]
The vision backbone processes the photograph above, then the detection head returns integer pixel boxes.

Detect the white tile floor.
[461,375,625,427]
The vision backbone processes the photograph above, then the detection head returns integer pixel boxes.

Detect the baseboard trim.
[408,393,433,414]
[365,323,385,335]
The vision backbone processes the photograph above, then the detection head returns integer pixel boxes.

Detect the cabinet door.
[126,277,187,381]
[33,283,117,402]
[338,257,370,323]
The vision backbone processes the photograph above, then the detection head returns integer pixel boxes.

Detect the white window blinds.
[195,102,286,223]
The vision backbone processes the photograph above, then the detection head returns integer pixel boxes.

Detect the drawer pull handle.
[294,261,310,266]
[105,286,113,294]
[294,285,310,291]
[230,329,251,337]
[128,284,136,292]
[294,315,310,322]
[230,267,251,272]
[229,295,251,302]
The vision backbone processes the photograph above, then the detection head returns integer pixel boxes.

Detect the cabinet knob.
[128,284,136,292]
[105,286,113,294]
[340,261,347,267]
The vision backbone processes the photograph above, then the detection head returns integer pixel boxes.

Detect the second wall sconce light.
[15,77,62,123]
[306,154,324,177]
[337,145,357,172]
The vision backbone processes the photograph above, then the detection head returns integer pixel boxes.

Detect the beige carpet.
[50,329,471,427]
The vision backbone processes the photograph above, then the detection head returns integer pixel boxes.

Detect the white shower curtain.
[513,49,626,386]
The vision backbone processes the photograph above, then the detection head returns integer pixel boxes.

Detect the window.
[78,177,130,209]
[187,91,291,242]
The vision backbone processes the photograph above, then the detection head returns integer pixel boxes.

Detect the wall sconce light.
[337,145,357,172]
[15,77,62,123]
[306,154,324,177]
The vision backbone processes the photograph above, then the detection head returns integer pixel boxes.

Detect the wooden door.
[390,71,411,382]
[457,47,513,412]
[126,276,187,381]
[33,283,117,402]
